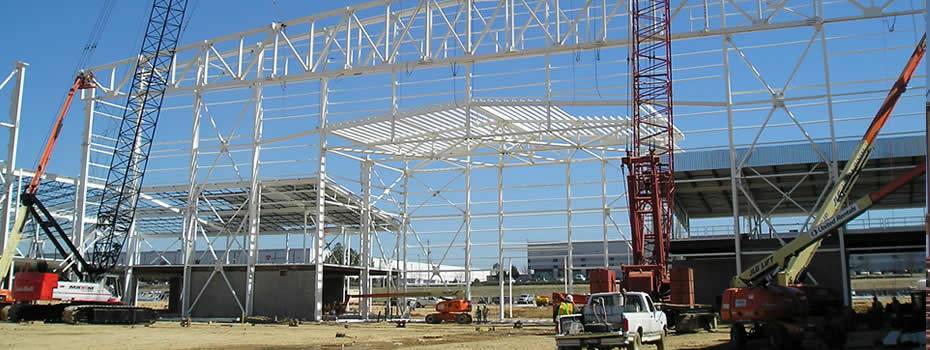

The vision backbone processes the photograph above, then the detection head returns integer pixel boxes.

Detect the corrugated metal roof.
[329,99,684,158]
[677,135,926,171]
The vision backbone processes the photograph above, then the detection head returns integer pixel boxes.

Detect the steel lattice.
[90,0,188,276]
[624,0,675,295]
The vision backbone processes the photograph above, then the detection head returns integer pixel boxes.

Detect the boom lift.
[0,0,189,324]
[721,34,926,349]
[349,290,473,324]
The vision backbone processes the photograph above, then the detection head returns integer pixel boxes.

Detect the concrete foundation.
[134,264,383,320]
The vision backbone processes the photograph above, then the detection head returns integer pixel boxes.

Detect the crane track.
[62,304,157,325]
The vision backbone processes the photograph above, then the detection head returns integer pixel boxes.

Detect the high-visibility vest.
[558,302,574,315]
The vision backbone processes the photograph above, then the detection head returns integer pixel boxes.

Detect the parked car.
[517,294,535,304]
[490,296,512,305]
[535,295,551,307]
[415,296,439,308]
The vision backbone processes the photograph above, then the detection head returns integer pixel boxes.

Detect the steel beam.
[360,158,372,318]
[566,157,573,292]
[74,86,94,256]
[0,62,24,289]
[313,78,329,322]
[244,61,264,317]
[180,55,204,317]
[497,150,505,320]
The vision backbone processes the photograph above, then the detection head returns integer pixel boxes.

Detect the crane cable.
[31,1,115,174]
[74,0,116,75]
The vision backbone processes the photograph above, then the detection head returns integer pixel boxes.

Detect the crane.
[621,0,676,297]
[731,34,925,289]
[0,73,96,283]
[721,34,926,349]
[0,0,189,324]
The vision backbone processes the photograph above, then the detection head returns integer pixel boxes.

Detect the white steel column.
[244,65,264,317]
[74,86,94,253]
[360,158,372,318]
[0,62,24,289]
[463,63,473,300]
[566,159,574,292]
[122,222,139,304]
[466,0,473,53]
[342,226,348,265]
[180,78,202,317]
[464,153,473,300]
[601,155,609,267]
[341,226,348,305]
[302,206,308,263]
[818,20,850,306]
[508,258,513,318]
[497,151,505,320]
[721,5,741,273]
[313,78,329,322]
[401,162,409,292]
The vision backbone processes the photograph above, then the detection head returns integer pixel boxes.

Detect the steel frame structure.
[0,0,923,323]
[0,62,25,289]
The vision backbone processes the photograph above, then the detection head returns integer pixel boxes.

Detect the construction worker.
[869,296,883,328]
[558,294,575,317]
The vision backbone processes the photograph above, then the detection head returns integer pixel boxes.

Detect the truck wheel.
[455,313,472,324]
[703,315,718,332]
[425,314,438,324]
[730,323,746,350]
[628,330,643,350]
[656,328,667,350]
[0,305,10,322]
[766,323,789,350]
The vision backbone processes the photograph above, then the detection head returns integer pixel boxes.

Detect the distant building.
[848,253,923,275]
[387,261,492,286]
[527,240,632,280]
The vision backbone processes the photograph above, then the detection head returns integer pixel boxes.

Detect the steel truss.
[0,0,920,323]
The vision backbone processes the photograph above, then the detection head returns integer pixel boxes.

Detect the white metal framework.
[0,62,25,289]
[0,0,924,322]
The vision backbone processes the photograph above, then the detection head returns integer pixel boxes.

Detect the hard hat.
[565,294,574,302]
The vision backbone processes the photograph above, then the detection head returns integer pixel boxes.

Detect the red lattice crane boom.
[622,0,675,297]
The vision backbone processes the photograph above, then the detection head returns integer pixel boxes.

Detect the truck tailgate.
[556,332,629,347]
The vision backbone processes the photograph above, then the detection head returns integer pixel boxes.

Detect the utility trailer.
[658,302,717,333]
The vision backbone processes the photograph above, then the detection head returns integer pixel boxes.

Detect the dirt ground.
[0,320,729,350]
[0,320,900,349]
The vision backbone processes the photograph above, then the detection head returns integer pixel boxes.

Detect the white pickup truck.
[555,291,667,350]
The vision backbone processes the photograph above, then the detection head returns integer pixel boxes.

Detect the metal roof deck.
[329,99,682,158]
[10,170,399,238]
[676,135,926,219]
